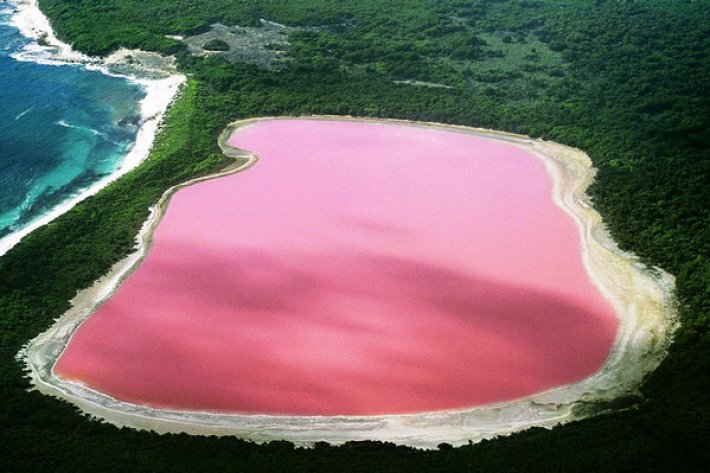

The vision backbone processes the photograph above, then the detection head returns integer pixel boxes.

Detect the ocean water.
[0,4,144,241]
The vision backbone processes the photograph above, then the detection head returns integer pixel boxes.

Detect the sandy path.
[19,117,677,449]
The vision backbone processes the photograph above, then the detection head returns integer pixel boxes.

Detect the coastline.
[0,0,186,256]
[21,116,678,449]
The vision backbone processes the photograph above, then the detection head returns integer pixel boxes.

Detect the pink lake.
[55,119,618,416]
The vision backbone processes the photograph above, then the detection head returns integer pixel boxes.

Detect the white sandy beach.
[0,0,185,256]
[20,116,678,449]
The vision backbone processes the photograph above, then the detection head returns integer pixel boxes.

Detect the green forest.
[0,0,708,471]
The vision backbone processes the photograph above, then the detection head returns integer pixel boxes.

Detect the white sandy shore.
[20,116,678,449]
[0,0,185,256]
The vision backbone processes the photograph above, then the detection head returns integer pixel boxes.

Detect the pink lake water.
[55,119,619,416]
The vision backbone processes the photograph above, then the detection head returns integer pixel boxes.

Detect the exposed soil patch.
[181,21,318,69]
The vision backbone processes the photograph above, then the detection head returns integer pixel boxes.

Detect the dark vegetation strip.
[0,1,708,471]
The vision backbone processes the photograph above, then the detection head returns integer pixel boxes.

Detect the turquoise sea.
[0,3,144,244]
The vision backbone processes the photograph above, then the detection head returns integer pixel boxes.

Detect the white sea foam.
[53,119,119,144]
[14,106,33,120]
[0,0,185,256]
[9,0,94,65]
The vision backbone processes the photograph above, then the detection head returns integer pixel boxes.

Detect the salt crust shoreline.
[20,116,678,449]
[0,0,186,256]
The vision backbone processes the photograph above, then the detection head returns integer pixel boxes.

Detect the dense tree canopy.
[0,1,708,471]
